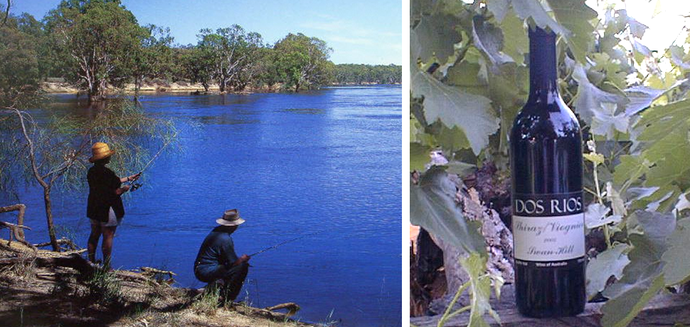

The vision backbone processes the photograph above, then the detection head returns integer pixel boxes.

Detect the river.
[2,85,402,326]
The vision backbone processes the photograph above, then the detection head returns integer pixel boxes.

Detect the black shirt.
[86,164,124,222]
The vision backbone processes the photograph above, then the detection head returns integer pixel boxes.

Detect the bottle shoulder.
[511,99,581,141]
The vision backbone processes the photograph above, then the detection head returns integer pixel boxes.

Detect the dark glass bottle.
[509,27,586,317]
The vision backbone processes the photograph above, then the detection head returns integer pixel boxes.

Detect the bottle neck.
[528,27,558,103]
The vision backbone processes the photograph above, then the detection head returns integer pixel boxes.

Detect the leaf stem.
[437,280,471,327]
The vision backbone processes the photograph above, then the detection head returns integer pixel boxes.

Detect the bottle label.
[512,192,585,263]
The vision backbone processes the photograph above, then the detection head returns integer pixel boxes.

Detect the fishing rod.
[249,231,320,257]
[128,136,175,191]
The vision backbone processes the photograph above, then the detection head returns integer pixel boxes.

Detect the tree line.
[0,0,400,105]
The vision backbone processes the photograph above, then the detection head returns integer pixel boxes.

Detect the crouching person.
[194,209,250,303]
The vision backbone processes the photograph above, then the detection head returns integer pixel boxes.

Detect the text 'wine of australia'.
[509,26,586,317]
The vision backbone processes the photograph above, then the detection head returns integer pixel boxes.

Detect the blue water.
[2,86,402,326]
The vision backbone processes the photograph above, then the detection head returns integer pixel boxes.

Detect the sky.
[586,0,690,53]
[10,0,403,65]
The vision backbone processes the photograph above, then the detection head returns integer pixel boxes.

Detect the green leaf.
[411,62,499,154]
[586,243,630,299]
[499,11,528,65]
[410,167,487,255]
[591,103,629,139]
[486,0,510,22]
[411,13,461,63]
[571,62,625,122]
[584,152,605,166]
[623,86,664,116]
[512,0,567,36]
[661,218,690,285]
[411,142,432,171]
[472,16,512,67]
[606,182,628,217]
[546,0,597,63]
[460,253,494,327]
[601,274,665,327]
[601,211,675,327]
[612,155,651,187]
[584,203,621,229]
[437,126,471,152]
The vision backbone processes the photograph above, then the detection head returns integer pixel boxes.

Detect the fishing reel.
[130,182,143,192]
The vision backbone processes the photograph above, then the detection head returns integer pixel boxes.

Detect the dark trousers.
[195,262,249,302]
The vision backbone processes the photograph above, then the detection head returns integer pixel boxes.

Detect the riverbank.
[40,80,400,95]
[0,239,312,327]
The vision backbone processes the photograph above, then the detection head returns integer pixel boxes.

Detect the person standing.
[194,209,251,303]
[86,142,140,267]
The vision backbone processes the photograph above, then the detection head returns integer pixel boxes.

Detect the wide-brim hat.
[216,209,245,226]
[89,142,116,163]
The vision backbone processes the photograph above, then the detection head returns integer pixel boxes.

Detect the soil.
[0,240,312,327]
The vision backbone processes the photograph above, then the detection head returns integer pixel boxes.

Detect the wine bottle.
[509,26,586,317]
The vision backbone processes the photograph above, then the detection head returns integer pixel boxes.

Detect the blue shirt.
[194,226,239,269]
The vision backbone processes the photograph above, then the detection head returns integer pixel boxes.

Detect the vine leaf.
[410,167,487,256]
[586,243,629,300]
[410,142,432,171]
[486,0,510,22]
[623,86,664,116]
[661,218,690,286]
[601,211,675,327]
[411,13,461,63]
[460,253,496,327]
[570,61,625,122]
[546,0,597,63]
[591,103,629,138]
[472,16,513,68]
[512,0,567,36]
[411,63,499,154]
[635,99,690,188]
[584,203,620,229]
[499,11,528,65]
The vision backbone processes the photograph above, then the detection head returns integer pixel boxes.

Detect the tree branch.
[1,0,10,27]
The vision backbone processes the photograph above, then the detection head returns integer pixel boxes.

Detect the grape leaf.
[512,0,567,36]
[606,182,627,217]
[661,218,690,285]
[591,103,629,138]
[411,142,432,171]
[546,0,597,63]
[410,167,487,255]
[623,86,664,116]
[601,211,675,327]
[411,13,461,63]
[486,0,510,22]
[472,16,513,68]
[411,62,499,154]
[499,11,528,65]
[460,253,498,327]
[635,99,690,188]
[570,62,626,122]
[584,203,621,229]
[675,192,690,214]
[586,243,629,299]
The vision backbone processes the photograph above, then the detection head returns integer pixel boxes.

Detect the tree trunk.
[134,75,141,102]
[202,82,209,93]
[219,76,226,93]
[0,204,27,239]
[42,187,59,251]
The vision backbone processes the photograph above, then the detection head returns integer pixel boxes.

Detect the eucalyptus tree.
[180,45,214,93]
[45,0,146,103]
[197,25,264,93]
[273,33,333,92]
[131,24,174,100]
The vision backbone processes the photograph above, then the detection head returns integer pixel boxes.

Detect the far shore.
[41,80,399,95]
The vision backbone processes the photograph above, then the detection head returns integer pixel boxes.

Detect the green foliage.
[273,33,333,92]
[0,14,41,106]
[333,64,402,85]
[45,0,147,101]
[411,0,690,326]
[196,25,264,93]
[410,167,486,256]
